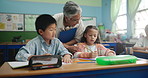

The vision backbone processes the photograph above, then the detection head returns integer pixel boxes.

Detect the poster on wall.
[24,14,96,31]
[25,14,39,31]
[82,17,96,27]
[0,13,24,31]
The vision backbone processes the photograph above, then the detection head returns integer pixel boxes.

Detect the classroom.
[0,0,148,78]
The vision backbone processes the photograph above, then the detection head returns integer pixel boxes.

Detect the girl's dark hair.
[35,14,56,35]
[81,25,100,44]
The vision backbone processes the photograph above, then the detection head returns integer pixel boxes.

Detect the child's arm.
[74,43,98,58]
[15,49,32,61]
[97,44,116,56]
[15,40,40,61]
[74,51,98,58]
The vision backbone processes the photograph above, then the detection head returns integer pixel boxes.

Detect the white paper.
[8,61,29,68]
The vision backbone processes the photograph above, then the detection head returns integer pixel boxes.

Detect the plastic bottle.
[96,55,137,65]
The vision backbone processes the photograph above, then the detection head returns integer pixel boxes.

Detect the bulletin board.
[82,17,96,27]
[24,15,97,31]
[0,13,24,31]
[0,13,96,31]
[25,14,39,31]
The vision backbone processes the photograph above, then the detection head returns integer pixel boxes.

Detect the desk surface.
[133,50,148,54]
[0,42,26,45]
[0,58,148,78]
[133,50,148,59]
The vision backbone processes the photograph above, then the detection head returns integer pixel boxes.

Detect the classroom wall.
[0,0,102,42]
[102,0,112,30]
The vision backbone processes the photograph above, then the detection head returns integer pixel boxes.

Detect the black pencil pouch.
[29,55,62,70]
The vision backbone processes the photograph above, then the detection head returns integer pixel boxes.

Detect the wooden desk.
[0,42,26,61]
[133,50,148,59]
[102,42,117,52]
[0,59,148,78]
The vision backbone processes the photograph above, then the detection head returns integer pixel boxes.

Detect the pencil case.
[29,55,62,70]
[96,55,137,65]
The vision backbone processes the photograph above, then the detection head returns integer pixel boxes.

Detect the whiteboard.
[0,13,24,31]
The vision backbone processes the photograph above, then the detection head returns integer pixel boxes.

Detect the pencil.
[77,62,95,63]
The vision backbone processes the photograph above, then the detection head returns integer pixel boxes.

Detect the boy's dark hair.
[35,14,56,35]
[81,25,100,44]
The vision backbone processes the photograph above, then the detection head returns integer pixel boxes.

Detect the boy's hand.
[62,54,72,63]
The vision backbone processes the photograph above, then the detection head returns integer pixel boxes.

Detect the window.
[134,0,148,38]
[115,0,127,34]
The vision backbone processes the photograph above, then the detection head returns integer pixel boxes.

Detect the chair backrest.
[125,47,133,55]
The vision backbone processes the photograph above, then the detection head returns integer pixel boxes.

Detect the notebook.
[58,28,77,43]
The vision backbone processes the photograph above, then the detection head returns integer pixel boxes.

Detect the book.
[58,28,77,43]
[8,61,29,69]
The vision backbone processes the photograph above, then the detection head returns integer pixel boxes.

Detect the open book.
[8,61,29,69]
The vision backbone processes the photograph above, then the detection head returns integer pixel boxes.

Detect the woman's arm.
[65,39,77,45]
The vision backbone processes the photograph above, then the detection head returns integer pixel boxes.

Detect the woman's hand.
[68,46,79,53]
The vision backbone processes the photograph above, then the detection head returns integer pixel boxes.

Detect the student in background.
[15,14,72,63]
[133,25,148,51]
[74,26,116,58]
[53,1,85,53]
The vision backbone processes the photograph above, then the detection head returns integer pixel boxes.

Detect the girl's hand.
[79,52,90,58]
[79,52,98,58]
[90,51,98,58]
[108,51,116,56]
[62,54,72,63]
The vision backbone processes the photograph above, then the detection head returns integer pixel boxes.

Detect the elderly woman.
[133,25,148,50]
[53,1,85,53]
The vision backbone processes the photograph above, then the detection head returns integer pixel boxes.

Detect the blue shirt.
[15,35,72,61]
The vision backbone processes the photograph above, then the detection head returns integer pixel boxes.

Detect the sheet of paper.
[136,58,148,64]
[8,61,29,68]
[62,62,71,65]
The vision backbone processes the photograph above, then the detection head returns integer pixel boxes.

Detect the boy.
[15,14,72,63]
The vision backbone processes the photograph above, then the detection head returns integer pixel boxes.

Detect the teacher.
[53,1,85,53]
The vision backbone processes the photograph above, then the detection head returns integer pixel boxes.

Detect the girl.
[74,25,116,58]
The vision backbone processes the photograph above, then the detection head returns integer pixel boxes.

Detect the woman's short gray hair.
[63,1,82,18]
